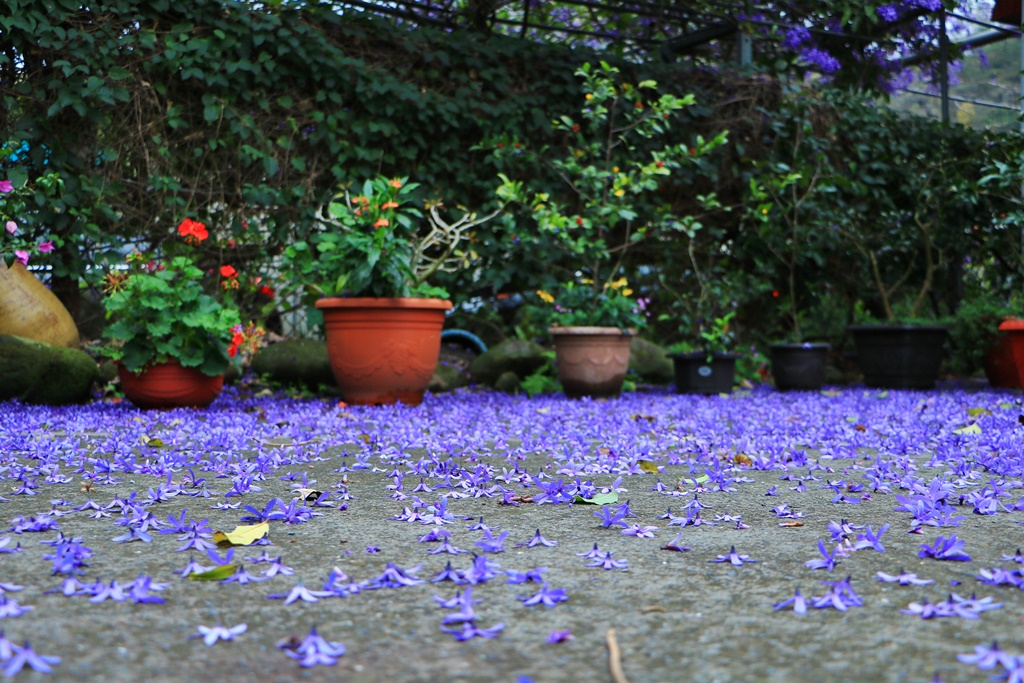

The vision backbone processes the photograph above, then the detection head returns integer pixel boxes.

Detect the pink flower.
[0,180,12,193]
[37,240,54,253]
[14,249,29,265]
[5,220,16,234]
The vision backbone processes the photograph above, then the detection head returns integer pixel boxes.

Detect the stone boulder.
[252,339,336,388]
[428,362,472,393]
[0,334,98,404]
[630,337,674,384]
[468,339,547,386]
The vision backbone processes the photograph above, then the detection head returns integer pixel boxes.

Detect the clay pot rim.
[999,320,1024,332]
[548,326,637,336]
[315,297,452,311]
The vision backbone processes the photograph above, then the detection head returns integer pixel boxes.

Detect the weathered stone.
[493,370,521,393]
[251,339,336,388]
[0,334,97,404]
[468,339,547,386]
[630,336,674,384]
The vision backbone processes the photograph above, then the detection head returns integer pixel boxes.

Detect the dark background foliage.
[1,0,1019,369]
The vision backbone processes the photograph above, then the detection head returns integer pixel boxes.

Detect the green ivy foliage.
[0,0,595,287]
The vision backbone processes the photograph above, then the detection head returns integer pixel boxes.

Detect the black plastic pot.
[848,324,948,389]
[670,352,737,395]
[770,343,831,391]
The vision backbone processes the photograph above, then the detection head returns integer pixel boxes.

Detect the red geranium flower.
[177,218,208,244]
[220,265,237,279]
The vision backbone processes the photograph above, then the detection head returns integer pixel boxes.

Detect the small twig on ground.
[606,628,631,683]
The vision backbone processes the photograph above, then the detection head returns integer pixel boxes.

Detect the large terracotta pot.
[0,260,79,347]
[118,360,224,410]
[549,326,634,398]
[315,297,452,406]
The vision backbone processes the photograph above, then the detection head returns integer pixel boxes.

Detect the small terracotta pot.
[118,360,224,410]
[549,326,635,398]
[315,297,452,406]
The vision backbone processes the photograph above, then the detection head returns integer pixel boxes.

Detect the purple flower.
[805,540,839,572]
[475,528,509,553]
[2,641,60,677]
[517,529,557,548]
[192,623,247,646]
[364,562,423,589]
[547,630,573,643]
[621,524,657,538]
[0,596,32,618]
[853,524,888,553]
[267,583,331,605]
[958,642,1015,670]
[877,5,898,22]
[433,587,480,610]
[876,569,933,586]
[919,535,972,562]
[710,546,756,566]
[519,583,568,608]
[440,621,504,641]
[586,551,628,570]
[506,567,547,585]
[811,576,862,611]
[277,626,345,667]
[773,588,808,614]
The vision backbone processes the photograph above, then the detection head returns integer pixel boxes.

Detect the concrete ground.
[0,384,1022,682]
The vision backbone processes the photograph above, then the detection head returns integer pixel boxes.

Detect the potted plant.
[528,279,647,397]
[0,172,79,348]
[497,61,727,397]
[744,103,840,391]
[284,176,504,406]
[832,114,977,389]
[665,311,739,395]
[101,218,262,409]
[949,294,1018,388]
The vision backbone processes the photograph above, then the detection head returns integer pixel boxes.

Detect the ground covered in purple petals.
[2,383,1024,682]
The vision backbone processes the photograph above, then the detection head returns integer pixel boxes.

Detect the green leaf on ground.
[574,492,619,505]
[189,564,240,581]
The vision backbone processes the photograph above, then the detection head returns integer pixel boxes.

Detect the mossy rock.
[428,362,471,393]
[0,334,98,405]
[494,370,521,394]
[251,339,336,389]
[468,339,547,386]
[630,337,674,384]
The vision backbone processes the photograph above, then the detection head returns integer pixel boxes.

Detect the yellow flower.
[609,277,629,290]
[612,166,619,173]
[614,188,625,197]
[585,93,593,101]
[761,208,768,215]
[622,288,633,297]
[536,290,555,303]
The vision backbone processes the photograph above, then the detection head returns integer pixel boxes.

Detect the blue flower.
[192,623,247,646]
[519,583,568,608]
[919,535,972,562]
[773,588,808,614]
[711,546,756,566]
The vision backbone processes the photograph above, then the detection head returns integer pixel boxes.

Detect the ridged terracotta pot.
[983,332,1020,389]
[316,297,452,406]
[118,360,224,410]
[997,320,1024,389]
[549,326,635,398]
[0,261,79,347]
